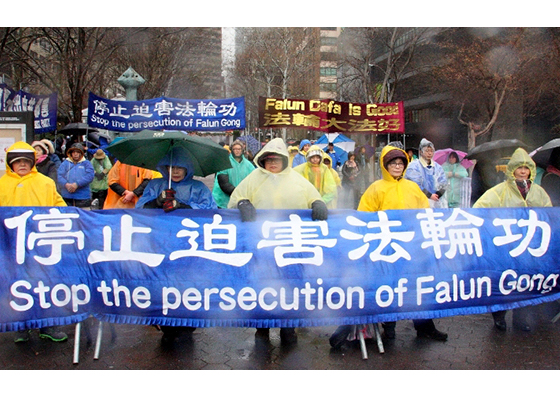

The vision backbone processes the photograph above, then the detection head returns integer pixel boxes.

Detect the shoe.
[39,327,68,342]
[329,325,352,349]
[417,328,448,341]
[14,330,30,343]
[382,323,396,339]
[494,320,507,331]
[513,321,531,332]
[255,328,270,339]
[280,328,297,344]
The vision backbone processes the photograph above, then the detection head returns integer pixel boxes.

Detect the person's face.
[328,145,334,152]
[70,150,82,161]
[422,147,434,161]
[170,166,187,182]
[449,155,457,164]
[34,146,45,156]
[323,159,331,168]
[232,145,243,158]
[264,156,283,173]
[386,158,405,178]
[309,155,321,165]
[11,159,33,177]
[349,155,355,161]
[302,144,310,152]
[514,166,531,180]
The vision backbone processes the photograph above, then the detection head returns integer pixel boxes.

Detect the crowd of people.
[0,133,553,350]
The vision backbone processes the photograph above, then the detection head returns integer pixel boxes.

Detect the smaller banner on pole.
[87,92,246,132]
[0,83,57,134]
[258,96,404,133]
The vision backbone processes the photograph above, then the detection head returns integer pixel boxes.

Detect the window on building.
[321,36,338,47]
[320,67,337,76]
[320,82,337,92]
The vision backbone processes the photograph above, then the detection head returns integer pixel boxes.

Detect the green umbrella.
[106,130,232,178]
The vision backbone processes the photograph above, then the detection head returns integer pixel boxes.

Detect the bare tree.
[338,27,431,103]
[432,28,540,150]
[230,27,319,140]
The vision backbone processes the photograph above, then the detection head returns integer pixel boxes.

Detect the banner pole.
[73,322,81,364]
[94,321,103,360]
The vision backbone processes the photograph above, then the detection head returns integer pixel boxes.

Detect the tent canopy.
[315,133,355,166]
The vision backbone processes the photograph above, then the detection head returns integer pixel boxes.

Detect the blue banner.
[1,206,559,332]
[87,92,246,132]
[0,84,57,133]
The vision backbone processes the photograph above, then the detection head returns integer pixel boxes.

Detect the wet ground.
[3,302,560,371]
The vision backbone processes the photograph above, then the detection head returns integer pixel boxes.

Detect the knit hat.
[7,148,35,168]
[94,149,106,159]
[40,138,55,154]
[31,140,49,155]
[383,149,408,171]
[66,142,85,157]
[306,145,323,161]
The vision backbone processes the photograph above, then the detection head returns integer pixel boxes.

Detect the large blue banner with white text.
[87,92,245,133]
[1,207,558,332]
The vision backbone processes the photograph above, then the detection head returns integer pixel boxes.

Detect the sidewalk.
[2,301,560,370]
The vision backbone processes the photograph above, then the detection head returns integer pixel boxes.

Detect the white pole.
[73,322,81,364]
[94,321,103,360]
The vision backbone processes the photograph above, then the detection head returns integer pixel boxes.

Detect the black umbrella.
[466,139,528,160]
[529,138,560,168]
[58,122,99,137]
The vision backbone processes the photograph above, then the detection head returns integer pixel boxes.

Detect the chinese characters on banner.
[0,83,58,134]
[1,207,559,332]
[87,92,246,132]
[258,96,405,133]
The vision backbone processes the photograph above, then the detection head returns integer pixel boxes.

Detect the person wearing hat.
[90,149,113,209]
[212,140,255,209]
[329,144,448,349]
[325,142,340,169]
[288,145,299,167]
[291,139,311,168]
[293,145,338,209]
[405,138,448,208]
[40,138,62,169]
[323,153,341,208]
[31,140,58,184]
[0,141,69,343]
[228,138,328,345]
[474,148,552,332]
[57,142,95,209]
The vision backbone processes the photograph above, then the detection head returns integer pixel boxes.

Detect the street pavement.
[2,301,560,371]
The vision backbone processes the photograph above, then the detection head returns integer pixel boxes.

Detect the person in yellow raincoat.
[0,141,69,343]
[329,144,448,349]
[323,152,341,208]
[293,145,338,209]
[474,147,552,332]
[228,138,328,345]
[103,161,153,209]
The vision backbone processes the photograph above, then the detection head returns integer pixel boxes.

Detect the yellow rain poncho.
[358,145,429,212]
[228,138,323,209]
[473,147,552,208]
[293,145,338,208]
[0,141,66,207]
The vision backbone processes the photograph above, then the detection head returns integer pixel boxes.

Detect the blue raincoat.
[135,146,217,210]
[291,139,311,168]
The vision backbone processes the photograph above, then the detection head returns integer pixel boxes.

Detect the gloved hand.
[163,199,179,213]
[94,172,105,180]
[311,200,328,221]
[237,199,256,222]
[157,188,176,206]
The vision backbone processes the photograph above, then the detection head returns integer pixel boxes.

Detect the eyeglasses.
[264,157,283,164]
[387,161,405,167]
